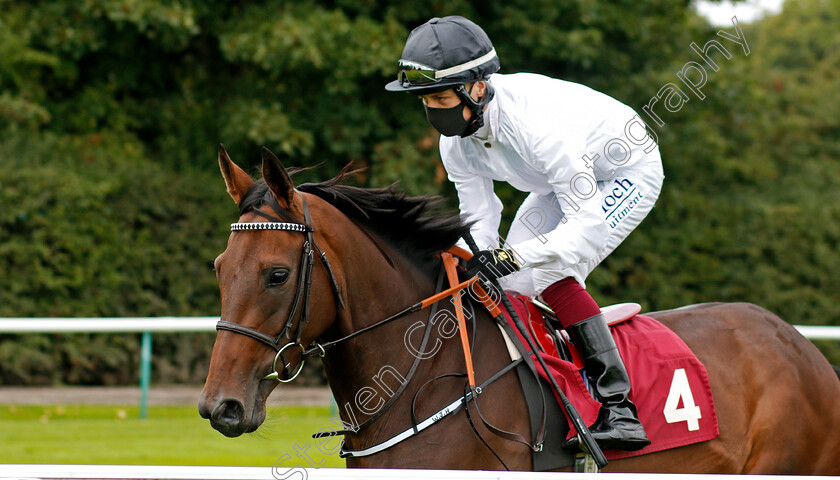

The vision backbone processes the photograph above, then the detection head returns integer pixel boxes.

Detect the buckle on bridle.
[263,343,306,382]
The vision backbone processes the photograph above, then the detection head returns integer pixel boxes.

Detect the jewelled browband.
[230,222,313,232]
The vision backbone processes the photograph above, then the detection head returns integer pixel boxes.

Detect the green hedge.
[0,131,224,384]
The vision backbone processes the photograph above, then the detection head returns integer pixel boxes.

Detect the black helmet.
[385,16,500,93]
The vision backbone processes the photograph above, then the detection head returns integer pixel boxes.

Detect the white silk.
[442,73,664,296]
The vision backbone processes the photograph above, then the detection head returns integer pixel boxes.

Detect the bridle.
[215,193,345,382]
[213,190,460,386]
[213,190,474,385]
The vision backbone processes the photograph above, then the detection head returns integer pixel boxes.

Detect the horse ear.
[261,147,295,206]
[218,144,254,205]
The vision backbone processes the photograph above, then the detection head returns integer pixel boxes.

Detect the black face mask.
[424,102,472,137]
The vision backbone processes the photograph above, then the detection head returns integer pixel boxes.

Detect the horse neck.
[315,210,475,440]
[320,217,437,381]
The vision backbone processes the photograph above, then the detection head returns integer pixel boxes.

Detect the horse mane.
[239,172,472,276]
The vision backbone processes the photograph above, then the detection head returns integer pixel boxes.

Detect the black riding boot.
[562,313,651,451]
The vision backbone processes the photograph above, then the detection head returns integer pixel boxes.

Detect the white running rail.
[0,317,836,337]
[2,465,839,480]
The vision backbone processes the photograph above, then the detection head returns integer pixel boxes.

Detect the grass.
[0,405,345,468]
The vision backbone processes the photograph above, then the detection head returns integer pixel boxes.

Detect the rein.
[301,271,478,357]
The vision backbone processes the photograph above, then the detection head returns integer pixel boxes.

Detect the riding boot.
[562,313,651,451]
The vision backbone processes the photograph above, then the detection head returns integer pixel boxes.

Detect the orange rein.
[418,247,507,388]
[442,251,477,387]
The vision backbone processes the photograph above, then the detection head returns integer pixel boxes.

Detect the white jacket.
[440,72,663,293]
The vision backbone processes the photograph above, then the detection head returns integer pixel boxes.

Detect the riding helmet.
[385,16,501,93]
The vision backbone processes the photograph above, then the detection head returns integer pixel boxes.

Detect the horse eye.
[266,269,290,287]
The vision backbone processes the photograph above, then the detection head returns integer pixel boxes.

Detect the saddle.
[499,294,720,468]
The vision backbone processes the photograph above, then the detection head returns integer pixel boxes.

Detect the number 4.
[663,368,702,431]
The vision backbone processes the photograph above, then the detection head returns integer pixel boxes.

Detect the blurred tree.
[1,0,838,384]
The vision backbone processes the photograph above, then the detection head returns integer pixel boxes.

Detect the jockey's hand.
[466,248,520,282]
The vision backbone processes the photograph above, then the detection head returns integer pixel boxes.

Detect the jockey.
[385,16,663,451]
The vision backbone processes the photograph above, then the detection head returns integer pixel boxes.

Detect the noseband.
[216,194,344,382]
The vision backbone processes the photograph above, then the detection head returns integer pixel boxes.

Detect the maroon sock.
[541,278,601,329]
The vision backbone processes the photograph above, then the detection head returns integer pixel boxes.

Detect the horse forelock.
[237,180,301,224]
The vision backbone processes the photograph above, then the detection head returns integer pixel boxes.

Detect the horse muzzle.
[198,390,267,437]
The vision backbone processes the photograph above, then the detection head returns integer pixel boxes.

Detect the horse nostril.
[213,398,245,426]
[198,400,211,420]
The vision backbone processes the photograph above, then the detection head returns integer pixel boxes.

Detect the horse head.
[199,146,482,454]
[199,145,343,437]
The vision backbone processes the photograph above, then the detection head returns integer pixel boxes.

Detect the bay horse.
[199,146,840,473]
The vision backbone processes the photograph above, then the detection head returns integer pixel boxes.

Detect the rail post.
[140,331,152,419]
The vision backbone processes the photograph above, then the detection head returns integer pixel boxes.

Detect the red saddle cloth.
[501,294,719,460]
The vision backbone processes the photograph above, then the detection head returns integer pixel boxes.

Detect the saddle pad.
[603,314,719,460]
[502,294,719,461]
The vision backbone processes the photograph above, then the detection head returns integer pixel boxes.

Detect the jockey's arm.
[446,165,503,252]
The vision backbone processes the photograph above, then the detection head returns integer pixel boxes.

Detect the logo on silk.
[602,178,644,229]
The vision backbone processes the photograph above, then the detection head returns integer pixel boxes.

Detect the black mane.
[238,175,471,276]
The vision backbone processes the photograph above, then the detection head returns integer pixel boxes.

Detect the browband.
[230,222,313,232]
